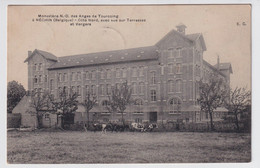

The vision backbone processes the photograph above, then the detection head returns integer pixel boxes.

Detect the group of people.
[84,122,158,133]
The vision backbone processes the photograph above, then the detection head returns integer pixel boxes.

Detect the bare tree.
[197,72,228,131]
[50,87,78,128]
[225,87,251,131]
[29,90,52,128]
[81,93,97,129]
[106,81,132,126]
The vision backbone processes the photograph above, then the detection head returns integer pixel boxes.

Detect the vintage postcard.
[6,5,251,164]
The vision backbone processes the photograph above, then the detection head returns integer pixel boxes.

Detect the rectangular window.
[85,71,89,80]
[106,84,111,95]
[168,64,174,74]
[91,70,96,80]
[39,75,42,83]
[71,86,76,94]
[63,73,67,82]
[45,75,48,83]
[176,48,182,57]
[44,114,50,120]
[139,66,144,76]
[34,76,37,84]
[33,64,37,71]
[77,72,81,81]
[132,83,137,94]
[100,84,104,95]
[100,70,105,79]
[116,68,120,78]
[168,80,174,92]
[151,72,156,84]
[176,63,182,74]
[132,67,137,77]
[77,86,81,96]
[122,68,127,78]
[85,85,89,94]
[139,82,145,95]
[176,80,181,92]
[71,72,75,81]
[91,85,96,95]
[107,70,111,79]
[38,63,42,71]
[151,90,156,102]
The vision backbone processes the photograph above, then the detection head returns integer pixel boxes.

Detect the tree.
[29,90,52,128]
[50,87,78,128]
[224,87,251,131]
[81,93,97,129]
[197,73,228,131]
[106,81,132,126]
[7,81,26,113]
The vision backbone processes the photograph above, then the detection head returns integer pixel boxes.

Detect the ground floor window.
[169,97,181,114]
[135,118,142,123]
[44,113,50,120]
[102,100,110,110]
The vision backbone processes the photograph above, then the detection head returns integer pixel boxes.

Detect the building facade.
[24,24,232,124]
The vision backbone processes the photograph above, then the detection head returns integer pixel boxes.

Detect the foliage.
[81,93,97,128]
[197,72,228,131]
[224,87,251,131]
[7,81,26,113]
[50,87,78,128]
[106,81,132,126]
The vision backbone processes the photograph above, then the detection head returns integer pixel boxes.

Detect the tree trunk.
[235,113,240,131]
[87,110,90,128]
[209,111,215,131]
[61,115,64,129]
[37,114,41,129]
[121,112,125,126]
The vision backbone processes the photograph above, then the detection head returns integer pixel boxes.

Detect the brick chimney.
[176,23,187,35]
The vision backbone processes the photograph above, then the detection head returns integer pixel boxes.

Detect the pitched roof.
[203,60,226,77]
[49,46,159,70]
[214,63,233,73]
[186,33,201,41]
[24,49,57,62]
[155,30,206,51]
[155,29,193,46]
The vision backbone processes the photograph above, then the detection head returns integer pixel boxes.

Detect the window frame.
[151,90,156,102]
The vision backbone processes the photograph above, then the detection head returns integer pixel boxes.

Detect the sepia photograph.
[6,5,251,164]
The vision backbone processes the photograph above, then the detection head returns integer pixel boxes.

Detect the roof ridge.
[58,45,157,59]
[155,29,195,46]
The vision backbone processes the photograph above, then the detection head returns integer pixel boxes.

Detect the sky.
[7,5,251,90]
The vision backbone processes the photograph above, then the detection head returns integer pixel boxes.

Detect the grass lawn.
[7,130,251,164]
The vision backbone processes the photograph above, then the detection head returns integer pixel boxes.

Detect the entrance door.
[149,112,157,123]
